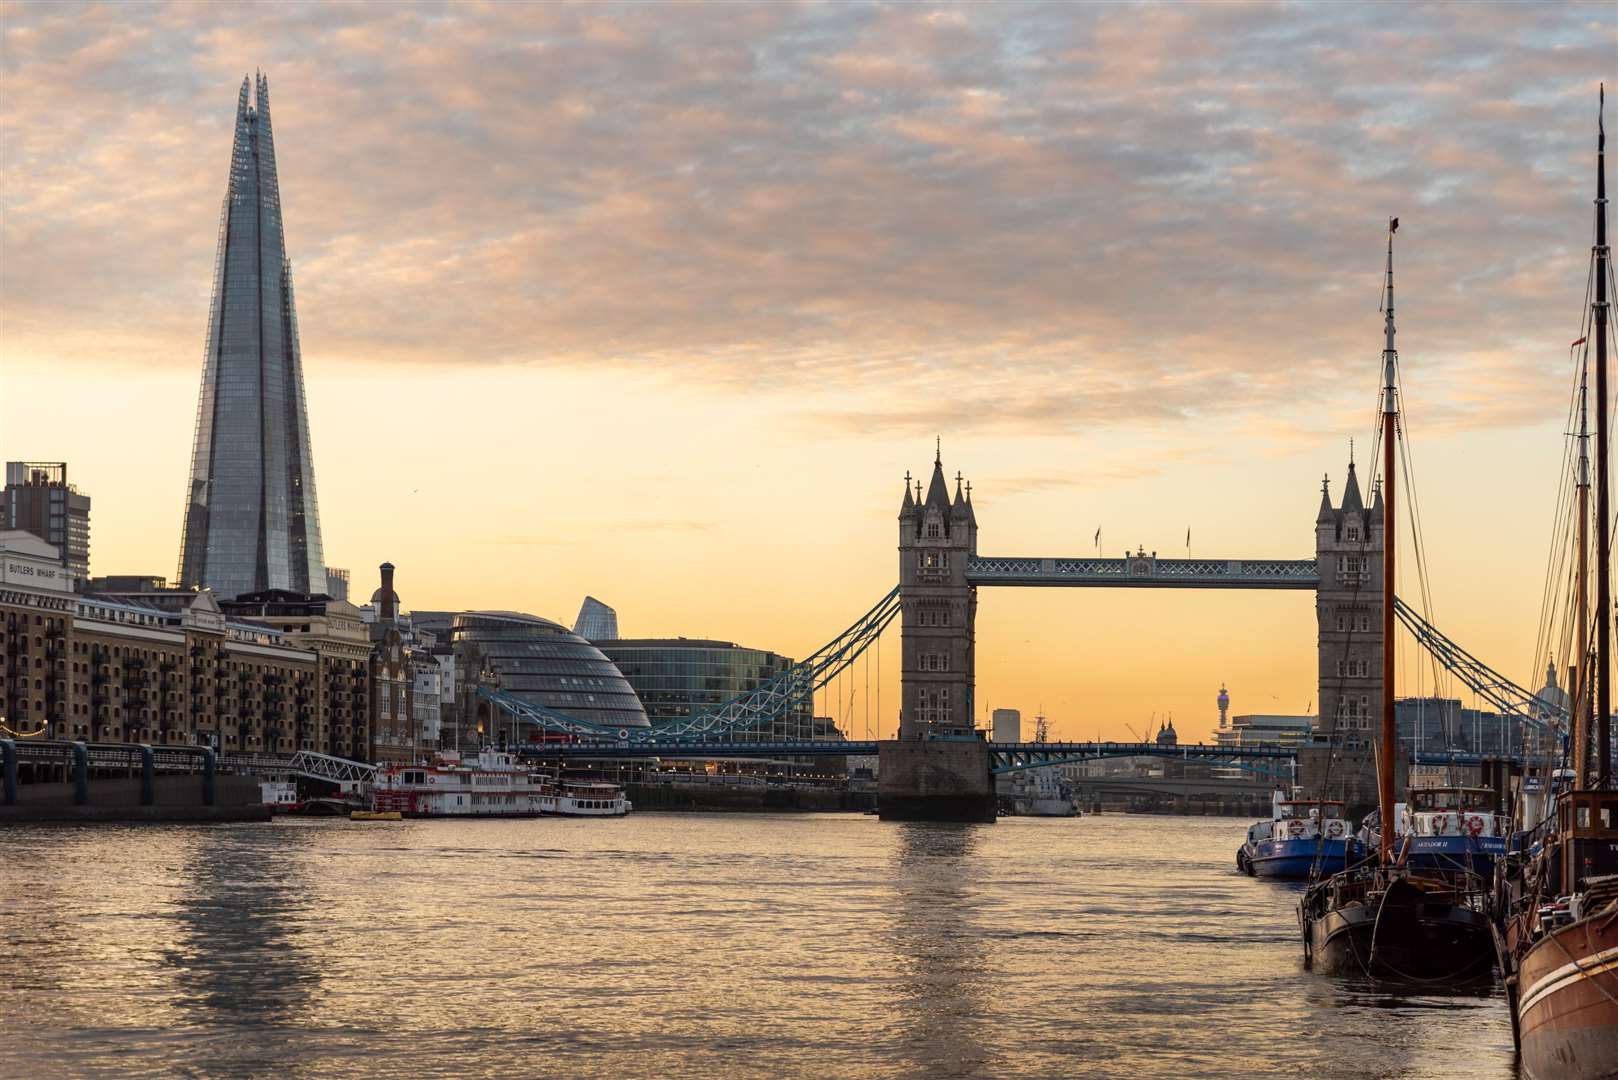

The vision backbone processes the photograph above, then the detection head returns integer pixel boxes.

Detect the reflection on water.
[0,814,1518,1079]
[889,823,989,1077]
[162,828,323,1076]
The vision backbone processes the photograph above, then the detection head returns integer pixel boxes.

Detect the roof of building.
[604,638,750,651]
[923,456,952,517]
[0,528,60,560]
[1340,460,1364,513]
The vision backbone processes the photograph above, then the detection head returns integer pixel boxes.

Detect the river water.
[0,813,1517,1079]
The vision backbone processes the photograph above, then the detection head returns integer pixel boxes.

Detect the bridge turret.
[1307,452,1387,811]
[898,443,978,740]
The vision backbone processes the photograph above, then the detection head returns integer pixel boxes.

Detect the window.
[925,521,942,539]
[920,652,950,672]
[919,551,949,571]
[1346,524,1360,541]
[917,686,952,726]
[1338,556,1367,586]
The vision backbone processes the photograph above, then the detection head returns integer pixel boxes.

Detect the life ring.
[1287,820,1306,839]
[1326,819,1345,839]
[1465,814,1486,838]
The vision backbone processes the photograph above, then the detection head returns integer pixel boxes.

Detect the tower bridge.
[884,444,1400,820]
[458,443,1560,823]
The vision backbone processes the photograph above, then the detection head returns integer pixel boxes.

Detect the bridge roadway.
[521,740,1299,768]
[4,739,1542,793]
[521,740,1540,771]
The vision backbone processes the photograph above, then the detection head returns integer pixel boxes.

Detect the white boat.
[258,780,302,813]
[998,767,1078,817]
[371,750,553,817]
[555,778,632,817]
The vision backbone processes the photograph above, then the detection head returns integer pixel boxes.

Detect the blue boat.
[1399,787,1509,879]
[1238,794,1362,880]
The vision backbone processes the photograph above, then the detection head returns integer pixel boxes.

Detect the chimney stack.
[379,562,395,623]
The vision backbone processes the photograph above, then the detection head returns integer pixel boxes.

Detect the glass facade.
[451,611,649,729]
[599,638,832,742]
[573,596,619,640]
[178,74,324,600]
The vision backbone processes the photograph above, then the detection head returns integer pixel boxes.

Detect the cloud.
[1,0,1613,437]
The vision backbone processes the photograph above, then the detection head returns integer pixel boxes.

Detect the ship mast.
[1574,351,1590,788]
[1596,85,1611,789]
[1379,218,1400,863]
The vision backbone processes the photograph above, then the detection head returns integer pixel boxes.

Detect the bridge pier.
[877,739,996,823]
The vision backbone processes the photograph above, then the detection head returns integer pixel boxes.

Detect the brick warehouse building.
[1,530,378,760]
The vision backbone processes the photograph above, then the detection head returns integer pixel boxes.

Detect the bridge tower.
[881,444,995,822]
[1307,457,1399,811]
[897,444,978,739]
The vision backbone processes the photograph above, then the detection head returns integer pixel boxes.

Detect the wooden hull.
[1305,875,1494,981]
[1517,913,1618,1080]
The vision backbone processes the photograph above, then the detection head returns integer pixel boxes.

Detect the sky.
[2,1,1616,742]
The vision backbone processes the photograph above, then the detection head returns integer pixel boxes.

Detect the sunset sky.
[3,2,1616,741]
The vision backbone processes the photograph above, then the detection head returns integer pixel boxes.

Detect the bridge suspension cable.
[478,586,902,743]
[1393,596,1564,739]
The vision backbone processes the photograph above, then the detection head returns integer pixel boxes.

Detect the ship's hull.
[1248,837,1358,880]
[1516,914,1618,1080]
[1304,876,1494,980]
[1405,835,1505,879]
[1004,797,1077,817]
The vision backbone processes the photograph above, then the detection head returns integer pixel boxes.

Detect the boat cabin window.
[404,770,426,785]
[1278,801,1339,818]
[1561,795,1618,834]
[1411,789,1492,812]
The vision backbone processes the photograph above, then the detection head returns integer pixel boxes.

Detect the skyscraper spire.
[178,75,325,598]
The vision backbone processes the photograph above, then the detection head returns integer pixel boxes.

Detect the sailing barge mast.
[1378,218,1399,867]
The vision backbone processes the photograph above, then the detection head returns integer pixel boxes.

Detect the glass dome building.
[451,611,649,729]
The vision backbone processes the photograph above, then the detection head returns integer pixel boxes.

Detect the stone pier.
[877,739,996,823]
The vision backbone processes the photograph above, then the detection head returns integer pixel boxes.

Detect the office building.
[573,596,620,641]
[600,638,834,742]
[325,567,350,601]
[450,611,649,731]
[177,74,325,599]
[991,708,1021,743]
[4,462,90,580]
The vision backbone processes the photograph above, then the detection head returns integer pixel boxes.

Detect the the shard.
[177,74,324,598]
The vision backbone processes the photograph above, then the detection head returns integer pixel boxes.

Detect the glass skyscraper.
[177,74,324,599]
[572,596,620,640]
